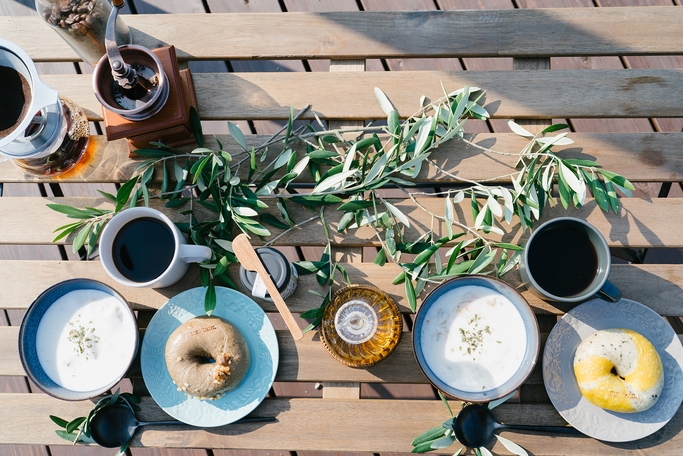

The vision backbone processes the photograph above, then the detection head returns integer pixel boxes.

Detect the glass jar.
[320,285,403,368]
[0,39,89,176]
[12,97,89,175]
[35,0,131,66]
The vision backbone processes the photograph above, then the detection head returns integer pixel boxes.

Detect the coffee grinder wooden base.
[100,45,198,155]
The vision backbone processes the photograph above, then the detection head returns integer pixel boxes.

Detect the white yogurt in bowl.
[19,279,139,400]
[36,289,137,392]
[413,276,539,402]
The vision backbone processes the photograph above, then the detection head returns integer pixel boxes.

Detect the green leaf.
[214,256,230,276]
[46,204,97,219]
[189,106,203,147]
[495,435,528,456]
[116,176,139,211]
[337,211,355,233]
[55,430,78,442]
[384,201,411,227]
[373,248,387,266]
[228,122,248,151]
[97,189,117,203]
[598,170,635,191]
[52,222,83,242]
[430,434,455,449]
[492,242,523,251]
[557,171,571,210]
[488,391,516,410]
[308,150,340,162]
[405,278,417,312]
[290,194,343,207]
[321,134,342,144]
[204,281,216,316]
[438,390,454,416]
[260,213,290,229]
[66,416,86,434]
[562,158,600,167]
[300,306,326,320]
[72,221,93,253]
[508,120,534,138]
[467,249,497,274]
[49,415,70,429]
[411,439,440,453]
[411,427,447,446]
[604,179,619,213]
[374,87,397,116]
[586,171,610,212]
[541,123,570,133]
[364,152,389,185]
[338,200,374,211]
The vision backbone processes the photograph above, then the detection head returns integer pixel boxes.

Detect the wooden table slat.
[35,69,683,122]
[5,8,683,62]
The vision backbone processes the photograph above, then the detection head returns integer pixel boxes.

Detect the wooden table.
[2,7,683,455]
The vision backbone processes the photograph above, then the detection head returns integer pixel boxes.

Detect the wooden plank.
[2,196,683,249]
[2,260,683,317]
[0,393,681,454]
[36,69,683,122]
[4,132,683,184]
[6,8,683,62]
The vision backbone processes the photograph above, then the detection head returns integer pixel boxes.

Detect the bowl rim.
[18,278,139,401]
[412,275,540,403]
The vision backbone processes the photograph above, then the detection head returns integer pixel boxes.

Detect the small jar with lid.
[239,247,298,301]
[320,285,403,368]
[35,0,131,66]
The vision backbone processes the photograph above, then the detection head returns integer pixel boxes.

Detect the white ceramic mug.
[519,217,621,304]
[99,207,211,288]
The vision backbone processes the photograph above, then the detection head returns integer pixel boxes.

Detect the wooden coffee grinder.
[92,0,198,153]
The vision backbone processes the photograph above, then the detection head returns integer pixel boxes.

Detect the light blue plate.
[140,287,279,427]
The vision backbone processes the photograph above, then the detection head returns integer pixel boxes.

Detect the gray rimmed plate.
[543,298,683,442]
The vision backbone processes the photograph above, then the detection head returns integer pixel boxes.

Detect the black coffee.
[0,66,31,136]
[112,217,175,282]
[526,225,598,297]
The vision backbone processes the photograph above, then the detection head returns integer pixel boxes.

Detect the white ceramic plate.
[543,298,683,442]
[140,287,278,427]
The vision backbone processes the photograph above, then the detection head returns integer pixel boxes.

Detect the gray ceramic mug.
[519,217,621,303]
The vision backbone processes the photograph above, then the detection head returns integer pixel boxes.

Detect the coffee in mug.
[99,207,212,288]
[519,217,621,303]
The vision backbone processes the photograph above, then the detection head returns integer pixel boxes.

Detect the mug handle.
[178,244,212,263]
[595,279,622,303]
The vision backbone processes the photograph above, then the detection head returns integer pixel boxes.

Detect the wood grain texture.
[6,8,683,62]
[4,132,683,184]
[34,69,683,121]
[2,196,683,248]
[1,260,683,315]
[0,393,681,454]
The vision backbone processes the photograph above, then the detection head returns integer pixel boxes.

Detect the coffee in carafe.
[0,66,31,138]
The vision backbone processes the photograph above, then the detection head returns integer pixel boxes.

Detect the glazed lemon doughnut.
[573,328,663,413]
[165,316,250,400]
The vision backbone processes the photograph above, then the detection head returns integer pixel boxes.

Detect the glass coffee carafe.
[0,39,89,176]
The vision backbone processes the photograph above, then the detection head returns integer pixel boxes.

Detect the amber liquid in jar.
[321,285,402,368]
[15,98,89,175]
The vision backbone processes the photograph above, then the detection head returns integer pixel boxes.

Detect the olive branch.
[48,84,633,320]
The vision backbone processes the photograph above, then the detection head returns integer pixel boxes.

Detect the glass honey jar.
[320,285,403,368]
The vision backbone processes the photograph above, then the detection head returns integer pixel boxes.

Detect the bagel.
[573,328,663,413]
[165,316,250,400]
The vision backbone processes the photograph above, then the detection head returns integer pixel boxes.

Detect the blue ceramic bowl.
[413,276,539,403]
[19,279,138,401]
